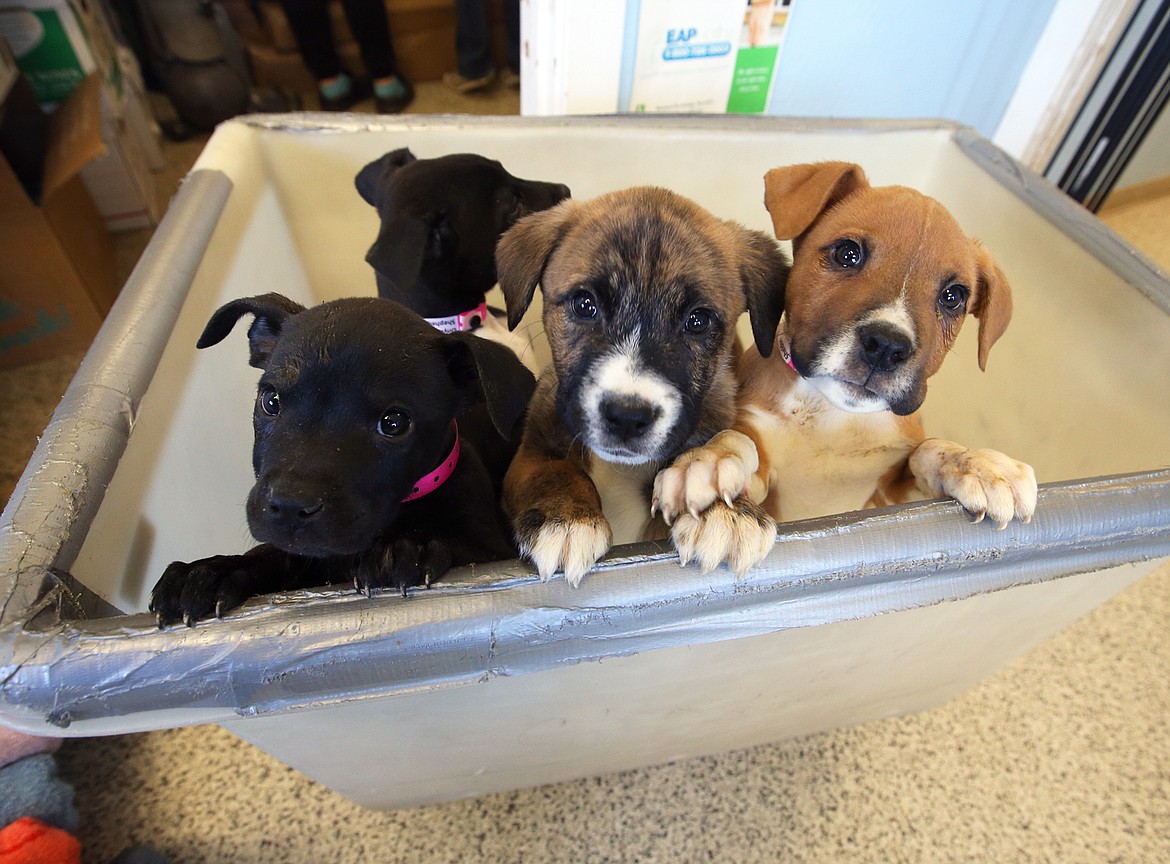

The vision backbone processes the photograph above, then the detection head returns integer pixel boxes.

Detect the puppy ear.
[365,215,429,296]
[197,293,306,368]
[442,333,537,440]
[970,244,1013,371]
[496,201,574,331]
[764,162,869,240]
[354,148,417,207]
[736,228,789,357]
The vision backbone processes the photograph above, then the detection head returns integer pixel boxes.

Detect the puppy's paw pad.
[652,432,758,524]
[523,517,613,587]
[672,497,775,577]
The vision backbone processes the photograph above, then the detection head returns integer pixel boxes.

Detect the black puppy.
[150,293,535,627]
[355,148,569,362]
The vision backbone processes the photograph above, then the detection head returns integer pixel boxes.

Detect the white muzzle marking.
[806,301,919,414]
[580,332,682,464]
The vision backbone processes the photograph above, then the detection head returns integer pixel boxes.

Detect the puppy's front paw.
[911,439,1038,528]
[357,534,454,597]
[514,509,612,588]
[652,431,759,525]
[671,496,776,577]
[150,555,254,627]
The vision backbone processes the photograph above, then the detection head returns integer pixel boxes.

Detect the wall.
[523,0,1061,142]
[767,0,1058,138]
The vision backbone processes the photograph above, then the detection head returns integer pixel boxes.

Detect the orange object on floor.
[0,818,81,864]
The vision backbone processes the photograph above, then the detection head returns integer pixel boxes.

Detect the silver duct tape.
[238,111,965,136]
[0,171,233,617]
[2,471,1168,733]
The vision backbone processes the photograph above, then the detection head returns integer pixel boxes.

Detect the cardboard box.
[0,0,160,231]
[80,92,162,231]
[0,70,117,368]
[0,0,122,108]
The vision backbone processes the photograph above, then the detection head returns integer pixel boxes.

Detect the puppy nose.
[602,395,660,441]
[554,183,571,200]
[858,323,913,372]
[265,487,324,522]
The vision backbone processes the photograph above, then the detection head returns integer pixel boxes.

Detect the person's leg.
[454,0,493,78]
[444,0,494,91]
[280,0,341,80]
[337,0,413,111]
[504,0,519,75]
[337,0,396,79]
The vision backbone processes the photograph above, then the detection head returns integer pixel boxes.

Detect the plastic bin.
[2,114,1169,810]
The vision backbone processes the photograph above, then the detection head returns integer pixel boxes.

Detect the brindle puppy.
[496,186,788,587]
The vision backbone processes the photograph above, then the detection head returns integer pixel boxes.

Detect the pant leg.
[454,0,493,78]
[280,0,341,80]
[504,0,519,73]
[337,0,398,79]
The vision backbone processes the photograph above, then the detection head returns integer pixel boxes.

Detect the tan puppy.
[497,186,787,586]
[652,162,1038,572]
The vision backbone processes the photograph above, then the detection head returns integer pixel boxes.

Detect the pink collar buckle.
[402,422,461,502]
[424,302,488,334]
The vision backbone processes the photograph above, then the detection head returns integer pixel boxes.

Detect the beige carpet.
[3,86,1170,863]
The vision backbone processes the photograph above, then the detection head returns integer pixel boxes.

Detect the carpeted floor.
[3,83,1170,863]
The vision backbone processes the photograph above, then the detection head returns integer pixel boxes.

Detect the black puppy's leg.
[150,545,316,627]
[354,533,455,598]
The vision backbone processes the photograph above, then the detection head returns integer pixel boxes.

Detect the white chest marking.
[587,458,657,545]
[747,379,914,522]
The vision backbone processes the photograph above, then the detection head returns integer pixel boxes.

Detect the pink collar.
[402,423,460,502]
[777,330,799,374]
[424,302,488,334]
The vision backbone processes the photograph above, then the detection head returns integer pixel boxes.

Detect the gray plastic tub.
[2,114,1168,809]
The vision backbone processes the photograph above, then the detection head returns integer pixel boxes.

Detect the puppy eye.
[829,239,865,269]
[377,410,411,438]
[258,387,280,416]
[571,289,599,320]
[938,284,969,314]
[684,307,714,334]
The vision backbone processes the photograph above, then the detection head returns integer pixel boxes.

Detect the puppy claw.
[522,516,612,588]
[911,440,1038,529]
[671,497,775,579]
[653,432,759,526]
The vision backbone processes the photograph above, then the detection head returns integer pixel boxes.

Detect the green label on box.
[0,7,88,104]
[726,45,779,115]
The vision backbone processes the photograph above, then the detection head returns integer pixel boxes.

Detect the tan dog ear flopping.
[763,161,870,242]
[971,243,1013,370]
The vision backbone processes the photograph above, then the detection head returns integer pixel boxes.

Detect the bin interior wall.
[69,120,1170,614]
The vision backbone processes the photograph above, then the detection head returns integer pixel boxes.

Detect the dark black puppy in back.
[150,293,535,627]
[355,148,570,369]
